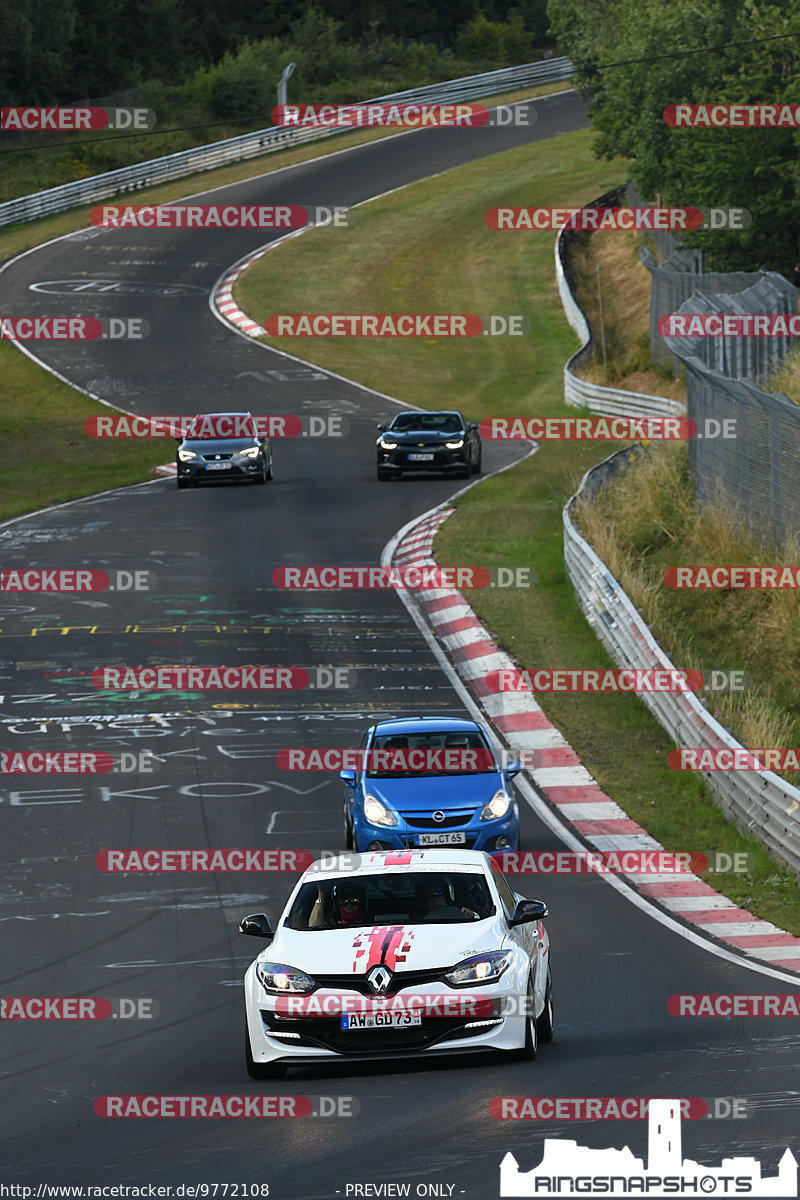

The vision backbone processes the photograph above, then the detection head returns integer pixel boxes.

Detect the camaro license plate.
[418,832,466,845]
[205,462,231,470]
[407,452,434,461]
[340,1011,422,1030]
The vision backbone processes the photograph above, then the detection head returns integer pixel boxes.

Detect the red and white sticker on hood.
[351,926,415,973]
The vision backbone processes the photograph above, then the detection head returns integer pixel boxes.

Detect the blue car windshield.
[365,731,496,777]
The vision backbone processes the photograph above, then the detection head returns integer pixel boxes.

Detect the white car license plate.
[418,832,466,845]
[340,1011,422,1030]
[407,452,434,461]
[205,462,231,470]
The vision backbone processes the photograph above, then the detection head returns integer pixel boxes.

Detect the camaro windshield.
[390,414,463,434]
[284,871,495,930]
[365,731,496,776]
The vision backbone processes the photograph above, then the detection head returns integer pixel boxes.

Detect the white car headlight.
[177,449,197,461]
[379,438,399,449]
[257,962,315,995]
[363,794,398,826]
[445,951,513,987]
[445,439,464,449]
[480,789,511,821]
[237,446,261,459]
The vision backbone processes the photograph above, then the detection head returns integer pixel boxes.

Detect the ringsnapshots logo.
[0,317,149,340]
[262,314,530,337]
[1,107,156,131]
[499,1098,797,1197]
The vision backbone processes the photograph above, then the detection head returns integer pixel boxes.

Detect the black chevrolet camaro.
[376,410,482,480]
[176,412,273,489]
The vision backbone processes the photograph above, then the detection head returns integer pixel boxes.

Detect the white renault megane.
[240,848,552,1077]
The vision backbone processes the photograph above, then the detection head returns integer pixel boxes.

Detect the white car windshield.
[284,871,495,930]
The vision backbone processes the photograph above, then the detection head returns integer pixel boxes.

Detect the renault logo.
[367,966,392,994]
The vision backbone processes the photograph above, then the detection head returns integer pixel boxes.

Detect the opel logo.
[367,966,392,994]
[432,811,445,823]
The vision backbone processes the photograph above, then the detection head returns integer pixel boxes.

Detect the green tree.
[547,0,800,270]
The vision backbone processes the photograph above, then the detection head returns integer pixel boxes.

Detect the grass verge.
[235,124,800,934]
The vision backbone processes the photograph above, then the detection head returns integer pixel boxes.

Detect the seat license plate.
[418,832,466,845]
[341,1011,422,1030]
[205,462,231,470]
[407,453,434,461]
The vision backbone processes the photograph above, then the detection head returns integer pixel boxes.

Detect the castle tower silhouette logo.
[500,1099,797,1197]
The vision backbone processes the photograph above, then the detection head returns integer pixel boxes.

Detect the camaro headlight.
[257,962,315,995]
[445,439,464,449]
[177,449,197,461]
[363,794,398,826]
[445,950,513,987]
[237,446,261,459]
[480,790,511,821]
[379,438,399,449]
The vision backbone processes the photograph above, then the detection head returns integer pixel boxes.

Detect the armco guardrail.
[563,451,800,876]
[554,188,685,419]
[0,58,573,229]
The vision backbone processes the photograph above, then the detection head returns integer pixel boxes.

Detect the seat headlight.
[480,790,511,821]
[177,449,197,462]
[445,439,465,449]
[237,446,261,459]
[445,951,513,986]
[257,962,315,995]
[363,794,398,826]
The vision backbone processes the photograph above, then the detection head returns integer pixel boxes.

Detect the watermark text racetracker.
[482,416,736,441]
[491,1097,750,1120]
[0,317,148,340]
[1,996,158,1019]
[91,666,355,690]
[271,565,534,589]
[84,414,348,439]
[95,1095,357,1118]
[1,106,156,131]
[95,849,312,872]
[1,750,157,775]
[91,205,351,229]
[486,206,750,231]
[1,569,150,592]
[263,314,529,337]
[271,101,535,128]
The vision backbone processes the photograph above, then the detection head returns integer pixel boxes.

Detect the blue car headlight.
[480,790,511,821]
[363,794,398,826]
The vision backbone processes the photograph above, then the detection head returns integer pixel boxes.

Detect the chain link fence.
[662,281,800,546]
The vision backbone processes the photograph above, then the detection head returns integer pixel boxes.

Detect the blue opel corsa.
[341,717,521,852]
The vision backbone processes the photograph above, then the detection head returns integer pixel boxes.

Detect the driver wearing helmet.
[418,874,477,919]
[309,881,368,928]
